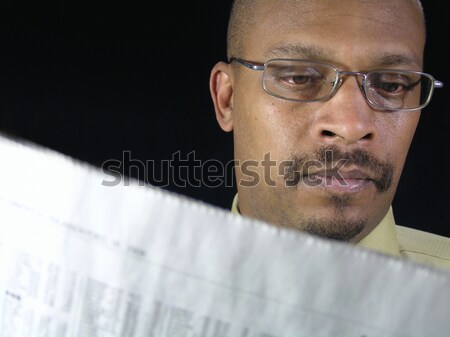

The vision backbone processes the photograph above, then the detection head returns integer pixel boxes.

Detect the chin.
[302,217,367,242]
[277,196,378,242]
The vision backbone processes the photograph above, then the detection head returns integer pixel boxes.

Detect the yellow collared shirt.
[231,194,450,271]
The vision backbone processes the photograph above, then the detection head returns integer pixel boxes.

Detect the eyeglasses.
[230,58,444,111]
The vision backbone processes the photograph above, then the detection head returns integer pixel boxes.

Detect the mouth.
[304,168,374,193]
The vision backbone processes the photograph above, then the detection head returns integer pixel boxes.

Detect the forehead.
[242,0,425,68]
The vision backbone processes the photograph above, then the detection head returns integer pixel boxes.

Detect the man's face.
[212,0,425,242]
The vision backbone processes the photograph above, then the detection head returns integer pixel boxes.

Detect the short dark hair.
[226,0,425,60]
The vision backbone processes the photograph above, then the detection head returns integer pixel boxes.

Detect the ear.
[209,61,234,132]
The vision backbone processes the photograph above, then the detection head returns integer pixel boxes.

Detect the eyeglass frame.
[229,57,444,112]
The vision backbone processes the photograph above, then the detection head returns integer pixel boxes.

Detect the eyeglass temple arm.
[405,78,443,91]
[409,78,444,90]
[229,58,265,71]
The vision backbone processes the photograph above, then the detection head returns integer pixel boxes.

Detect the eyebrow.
[264,44,334,60]
[264,43,421,68]
[370,53,422,68]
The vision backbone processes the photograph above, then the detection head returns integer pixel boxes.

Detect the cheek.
[232,71,317,162]
[233,94,312,164]
[378,112,420,174]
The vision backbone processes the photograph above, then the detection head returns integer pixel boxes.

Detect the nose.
[310,76,377,146]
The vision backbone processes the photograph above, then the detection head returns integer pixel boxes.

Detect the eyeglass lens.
[263,60,433,110]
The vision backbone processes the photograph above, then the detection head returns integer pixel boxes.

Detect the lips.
[284,146,394,193]
[304,168,374,193]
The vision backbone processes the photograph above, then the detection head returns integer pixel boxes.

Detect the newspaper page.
[0,133,449,337]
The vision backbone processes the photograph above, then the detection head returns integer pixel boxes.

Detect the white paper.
[0,133,449,337]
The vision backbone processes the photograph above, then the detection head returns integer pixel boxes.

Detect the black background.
[0,1,448,236]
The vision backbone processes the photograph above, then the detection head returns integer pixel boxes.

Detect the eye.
[291,75,310,85]
[275,66,324,87]
[370,72,418,96]
[263,61,336,100]
[379,82,405,94]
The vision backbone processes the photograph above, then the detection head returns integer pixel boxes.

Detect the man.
[209,0,450,270]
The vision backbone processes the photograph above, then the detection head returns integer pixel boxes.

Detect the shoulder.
[395,225,450,271]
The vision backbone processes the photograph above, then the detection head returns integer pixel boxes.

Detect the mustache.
[284,145,394,193]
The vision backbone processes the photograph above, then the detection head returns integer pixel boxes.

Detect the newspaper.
[0,133,449,337]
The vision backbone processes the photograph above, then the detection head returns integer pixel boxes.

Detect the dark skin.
[210,0,425,242]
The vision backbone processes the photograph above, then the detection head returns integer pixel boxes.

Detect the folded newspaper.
[0,133,449,337]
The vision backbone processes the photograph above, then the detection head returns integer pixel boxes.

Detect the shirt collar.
[358,207,400,257]
[231,193,400,257]
[231,193,240,215]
